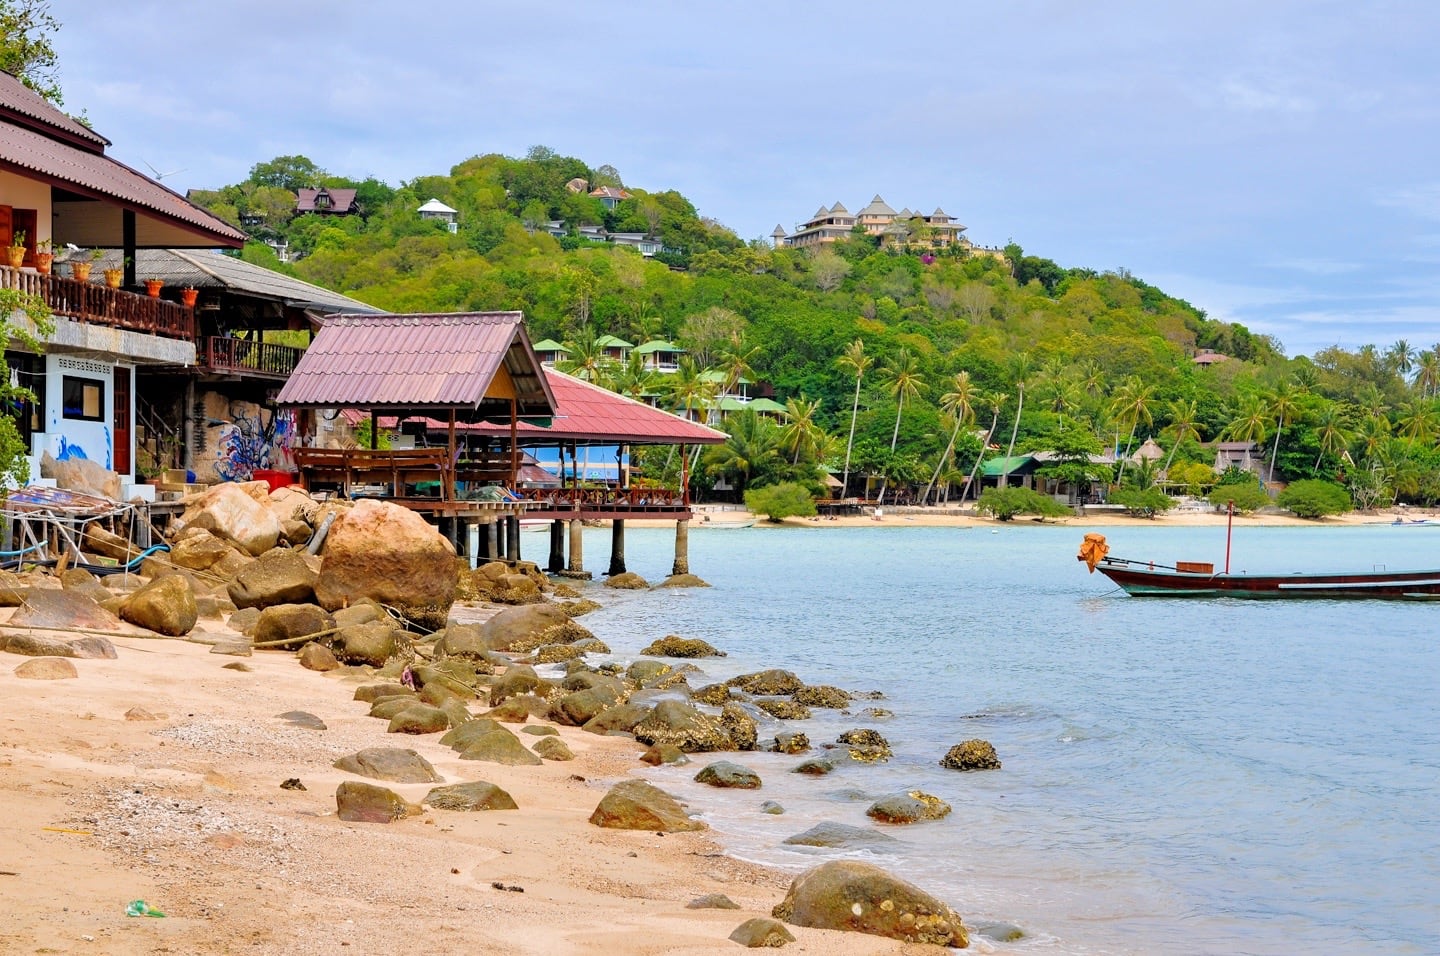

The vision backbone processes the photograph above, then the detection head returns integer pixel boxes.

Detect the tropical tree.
[1265,381,1300,484]
[962,391,1006,504]
[716,342,760,398]
[876,348,924,503]
[1311,402,1354,473]
[1223,394,1269,446]
[1387,339,1416,378]
[667,356,717,422]
[1396,399,1439,443]
[778,396,826,466]
[706,408,781,495]
[609,351,661,401]
[557,328,613,385]
[1160,398,1203,475]
[745,482,817,521]
[836,338,872,497]
[1414,351,1440,399]
[1000,352,1033,486]
[0,0,64,104]
[922,370,976,505]
[1109,376,1155,483]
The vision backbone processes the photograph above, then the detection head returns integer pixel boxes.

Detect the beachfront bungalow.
[633,339,685,372]
[595,334,632,362]
[0,70,245,493]
[1212,441,1268,478]
[531,338,571,366]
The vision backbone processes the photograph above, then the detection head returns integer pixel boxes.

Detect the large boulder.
[334,781,421,824]
[582,701,653,736]
[866,791,953,824]
[633,700,731,752]
[14,656,79,679]
[457,728,543,766]
[475,603,572,653]
[729,918,795,948]
[771,861,967,948]
[940,739,1001,771]
[730,669,803,696]
[333,748,442,783]
[8,588,123,632]
[532,736,574,761]
[639,635,725,658]
[176,482,281,556]
[793,685,851,708]
[119,574,197,636]
[551,685,623,727]
[694,760,761,789]
[424,781,518,811]
[386,704,450,735]
[227,549,318,609]
[781,823,897,851]
[253,604,335,650]
[488,664,552,705]
[40,451,120,500]
[314,500,456,623]
[588,779,705,832]
[169,529,241,572]
[1,632,116,659]
[334,621,400,668]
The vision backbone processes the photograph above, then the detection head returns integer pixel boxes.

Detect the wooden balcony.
[202,336,304,379]
[1,265,194,340]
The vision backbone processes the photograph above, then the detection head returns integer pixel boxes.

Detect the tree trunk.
[1116,423,1138,484]
[1000,386,1023,488]
[841,375,861,496]
[922,418,964,506]
[877,398,905,505]
[1269,418,1284,484]
[963,412,1000,504]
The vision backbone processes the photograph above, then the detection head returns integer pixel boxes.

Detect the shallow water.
[559,522,1440,955]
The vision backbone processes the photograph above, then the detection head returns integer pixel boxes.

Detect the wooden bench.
[294,447,451,499]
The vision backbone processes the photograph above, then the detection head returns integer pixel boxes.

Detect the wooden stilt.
[506,513,520,563]
[608,518,626,576]
[568,518,584,574]
[672,518,690,576]
[486,518,499,562]
[548,519,565,572]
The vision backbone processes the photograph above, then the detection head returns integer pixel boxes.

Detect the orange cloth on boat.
[1078,533,1108,573]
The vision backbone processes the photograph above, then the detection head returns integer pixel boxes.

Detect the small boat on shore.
[1077,532,1440,599]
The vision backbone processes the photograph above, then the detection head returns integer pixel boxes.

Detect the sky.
[43,0,1440,359]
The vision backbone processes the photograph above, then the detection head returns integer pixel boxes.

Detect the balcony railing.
[203,336,304,379]
[1,265,194,340]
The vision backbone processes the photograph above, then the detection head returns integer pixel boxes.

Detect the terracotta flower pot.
[34,252,52,275]
[6,246,25,268]
[103,268,123,289]
[180,287,199,307]
[144,279,163,297]
[70,261,92,281]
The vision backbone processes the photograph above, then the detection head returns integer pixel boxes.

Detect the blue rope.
[0,540,47,558]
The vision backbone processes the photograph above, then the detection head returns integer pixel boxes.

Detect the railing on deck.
[1,265,194,340]
[203,336,304,378]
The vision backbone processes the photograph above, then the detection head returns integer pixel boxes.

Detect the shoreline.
[0,610,910,955]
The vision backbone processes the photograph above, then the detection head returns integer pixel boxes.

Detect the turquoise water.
[556,523,1440,955]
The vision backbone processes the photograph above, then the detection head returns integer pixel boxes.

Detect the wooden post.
[672,518,690,576]
[122,210,137,287]
[509,397,518,486]
[568,518,584,573]
[486,518,499,562]
[608,518,626,576]
[495,512,508,561]
[446,409,457,502]
[466,520,480,570]
[506,513,521,563]
[369,410,378,449]
[547,519,565,572]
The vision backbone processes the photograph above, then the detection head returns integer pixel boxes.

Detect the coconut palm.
[717,342,761,398]
[1414,351,1440,399]
[557,328,614,385]
[706,408,780,495]
[1223,394,1269,445]
[779,396,826,466]
[1387,339,1417,378]
[610,351,661,401]
[1312,402,1354,473]
[1160,398,1203,476]
[1265,381,1300,484]
[667,356,717,423]
[962,391,1007,504]
[836,338,872,497]
[1357,414,1391,461]
[1000,352,1033,487]
[1395,399,1439,443]
[876,348,924,503]
[921,370,976,505]
[1108,376,1155,483]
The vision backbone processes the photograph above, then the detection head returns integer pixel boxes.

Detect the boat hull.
[1095,562,1440,599]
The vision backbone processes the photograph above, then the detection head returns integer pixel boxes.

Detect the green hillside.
[188,149,1440,508]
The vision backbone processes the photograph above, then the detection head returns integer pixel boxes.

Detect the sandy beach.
[0,606,937,956]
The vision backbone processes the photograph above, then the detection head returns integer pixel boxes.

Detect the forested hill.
[191,149,1440,506]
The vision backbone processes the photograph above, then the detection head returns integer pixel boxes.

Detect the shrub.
[744,482,817,522]
[975,487,1073,521]
[1207,482,1271,514]
[1108,487,1176,518]
[1277,479,1352,519]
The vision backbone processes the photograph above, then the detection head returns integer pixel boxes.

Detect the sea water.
[561,522,1440,955]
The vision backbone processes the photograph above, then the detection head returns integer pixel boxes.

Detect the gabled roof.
[417,198,457,214]
[0,72,244,247]
[633,339,685,355]
[276,312,556,418]
[595,334,633,349]
[531,338,571,353]
[296,187,358,213]
[811,205,830,220]
[829,201,850,215]
[857,195,896,217]
[87,248,379,314]
[589,186,630,200]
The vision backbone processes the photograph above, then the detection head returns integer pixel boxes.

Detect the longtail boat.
[1076,525,1440,599]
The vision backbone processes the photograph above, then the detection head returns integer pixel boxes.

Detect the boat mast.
[1225,501,1234,574]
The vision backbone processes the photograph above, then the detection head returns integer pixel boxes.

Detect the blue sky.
[47,1,1440,358]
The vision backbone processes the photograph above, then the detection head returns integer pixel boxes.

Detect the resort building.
[633,339,685,372]
[417,198,458,233]
[295,186,359,217]
[773,194,993,254]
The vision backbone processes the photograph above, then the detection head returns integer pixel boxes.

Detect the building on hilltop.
[417,198,458,233]
[295,186,359,217]
[772,194,982,254]
[589,185,631,210]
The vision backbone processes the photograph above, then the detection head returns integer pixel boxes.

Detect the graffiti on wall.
[214,404,295,482]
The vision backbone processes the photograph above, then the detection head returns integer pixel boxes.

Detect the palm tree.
[962,391,1006,504]
[1312,402,1354,473]
[667,356,717,423]
[1387,339,1417,378]
[1160,398,1203,476]
[876,348,924,503]
[922,370,976,505]
[1265,381,1299,484]
[1395,399,1439,443]
[706,408,780,495]
[1414,351,1440,399]
[836,338,872,497]
[1223,394,1269,445]
[779,396,826,466]
[1357,414,1391,462]
[1108,376,1154,483]
[717,343,761,398]
[610,351,661,401]
[1000,352,1033,487]
[557,328,613,385]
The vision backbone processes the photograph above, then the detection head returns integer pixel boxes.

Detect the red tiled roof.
[276,312,556,418]
[339,368,727,446]
[296,187,359,213]
[0,73,245,247]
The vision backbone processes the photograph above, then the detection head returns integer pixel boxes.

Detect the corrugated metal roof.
[82,248,380,313]
[0,83,245,246]
[276,312,556,417]
[632,339,684,354]
[296,187,358,213]
[980,455,1035,477]
[0,70,108,149]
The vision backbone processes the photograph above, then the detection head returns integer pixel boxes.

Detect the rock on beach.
[588,779,705,832]
[771,860,967,948]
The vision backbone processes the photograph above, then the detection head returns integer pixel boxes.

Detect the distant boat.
[1078,532,1440,599]
[697,515,755,529]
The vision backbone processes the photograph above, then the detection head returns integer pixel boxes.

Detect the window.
[62,376,105,422]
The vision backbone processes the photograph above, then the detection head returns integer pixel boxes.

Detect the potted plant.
[70,248,92,281]
[144,277,164,297]
[34,238,52,275]
[103,256,128,289]
[7,230,27,268]
[180,286,199,307]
